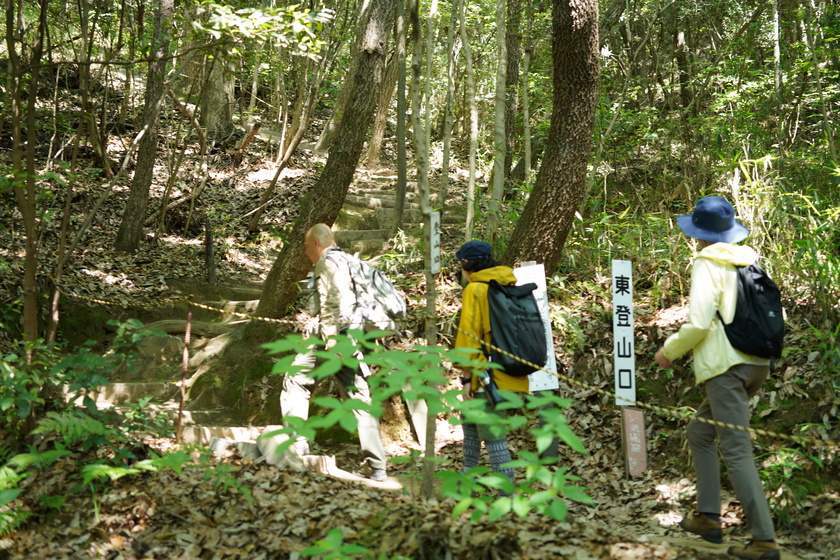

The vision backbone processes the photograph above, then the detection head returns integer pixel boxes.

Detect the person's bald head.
[304,223,336,264]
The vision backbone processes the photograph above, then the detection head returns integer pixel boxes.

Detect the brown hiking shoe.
[728,540,780,560]
[679,513,723,543]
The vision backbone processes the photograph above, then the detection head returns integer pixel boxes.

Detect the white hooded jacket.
[662,242,771,384]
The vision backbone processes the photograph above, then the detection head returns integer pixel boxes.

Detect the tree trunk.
[391,0,408,234]
[458,0,479,241]
[423,0,439,142]
[503,0,599,270]
[521,5,534,191]
[256,0,396,319]
[487,0,507,244]
[199,54,236,141]
[503,0,521,183]
[362,50,399,168]
[7,0,49,347]
[437,0,460,211]
[114,0,174,252]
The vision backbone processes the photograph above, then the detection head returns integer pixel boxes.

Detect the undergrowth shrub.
[0,320,179,535]
[263,330,592,525]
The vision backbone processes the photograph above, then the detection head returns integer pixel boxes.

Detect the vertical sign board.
[513,263,559,392]
[429,211,441,275]
[612,259,635,406]
[611,259,647,477]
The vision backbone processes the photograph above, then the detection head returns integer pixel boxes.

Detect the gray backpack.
[325,250,407,332]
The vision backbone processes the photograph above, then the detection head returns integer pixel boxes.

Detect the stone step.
[80,382,179,406]
[344,195,424,211]
[379,208,465,225]
[179,425,264,446]
[335,229,391,243]
[349,188,419,199]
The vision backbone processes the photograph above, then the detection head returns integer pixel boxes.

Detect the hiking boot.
[679,513,723,543]
[728,540,780,560]
[369,468,387,482]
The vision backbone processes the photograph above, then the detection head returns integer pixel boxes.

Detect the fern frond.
[31,410,112,445]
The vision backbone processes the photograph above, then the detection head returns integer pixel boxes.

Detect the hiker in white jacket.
[655,196,779,560]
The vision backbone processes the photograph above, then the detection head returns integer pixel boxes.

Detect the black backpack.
[717,263,784,369]
[483,279,548,377]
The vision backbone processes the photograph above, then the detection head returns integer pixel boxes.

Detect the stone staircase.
[78,167,463,484]
[335,169,466,254]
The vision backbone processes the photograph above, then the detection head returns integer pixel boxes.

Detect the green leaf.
[562,484,593,504]
[547,498,568,521]
[0,489,22,507]
[81,464,139,486]
[451,497,473,517]
[512,493,531,518]
[488,497,512,522]
[39,495,65,510]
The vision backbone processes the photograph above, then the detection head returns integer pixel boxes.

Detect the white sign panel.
[429,211,441,275]
[612,260,635,406]
[513,263,560,392]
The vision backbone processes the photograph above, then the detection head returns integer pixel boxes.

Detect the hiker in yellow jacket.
[654,196,779,560]
[453,240,528,489]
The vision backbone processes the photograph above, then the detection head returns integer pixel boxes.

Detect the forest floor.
[1,125,839,559]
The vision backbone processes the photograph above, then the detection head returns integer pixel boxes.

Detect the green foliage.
[189,1,334,59]
[264,331,589,526]
[0,321,190,535]
[301,527,369,559]
[759,447,824,529]
[32,410,111,449]
[198,455,253,504]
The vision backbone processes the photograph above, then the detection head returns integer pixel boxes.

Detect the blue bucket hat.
[456,240,493,263]
[676,196,749,243]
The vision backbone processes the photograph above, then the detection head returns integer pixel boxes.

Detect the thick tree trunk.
[256,0,396,319]
[114,0,174,252]
[502,0,599,271]
[199,55,236,140]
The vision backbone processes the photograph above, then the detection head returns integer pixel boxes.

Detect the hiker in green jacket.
[654,196,779,560]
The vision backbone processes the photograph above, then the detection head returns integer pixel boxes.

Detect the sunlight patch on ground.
[81,268,136,289]
[655,479,695,527]
[244,166,306,185]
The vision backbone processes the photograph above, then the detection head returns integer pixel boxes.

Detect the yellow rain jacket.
[662,242,771,384]
[454,266,530,393]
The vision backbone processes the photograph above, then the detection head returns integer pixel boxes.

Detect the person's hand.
[461,381,472,401]
[654,347,673,368]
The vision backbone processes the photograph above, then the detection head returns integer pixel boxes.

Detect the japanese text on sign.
[612,260,635,406]
[429,211,441,274]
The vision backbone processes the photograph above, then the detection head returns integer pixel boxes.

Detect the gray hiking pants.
[687,363,776,541]
[280,349,387,471]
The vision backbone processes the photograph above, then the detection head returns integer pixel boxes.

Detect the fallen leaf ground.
[1,124,838,560]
